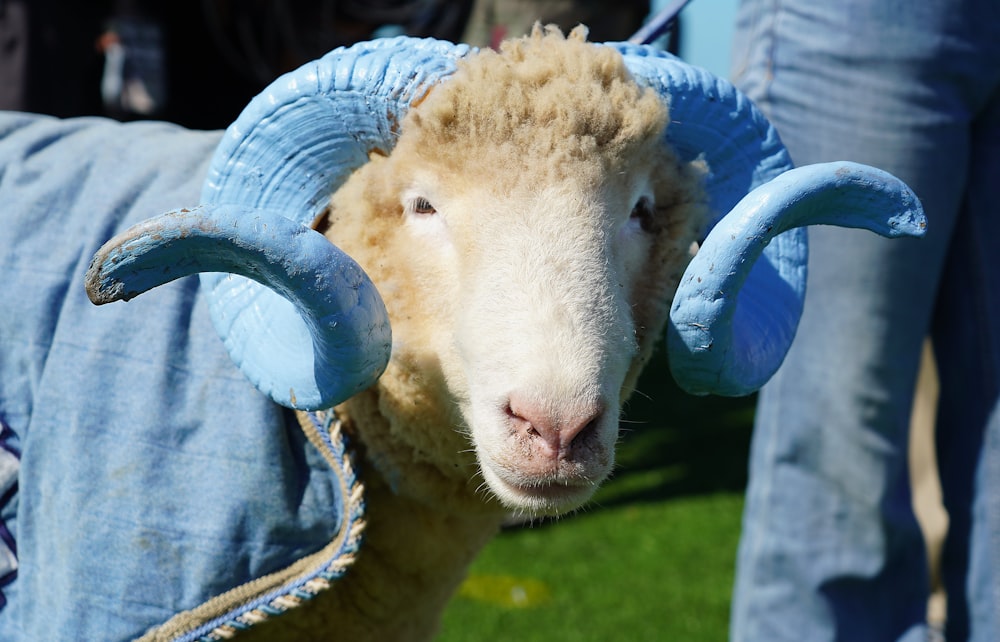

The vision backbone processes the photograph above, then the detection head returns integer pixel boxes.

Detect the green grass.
[436,352,756,641]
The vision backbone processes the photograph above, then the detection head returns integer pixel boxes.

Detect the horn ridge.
[612,43,924,397]
[203,37,473,219]
[191,37,470,408]
[610,42,793,220]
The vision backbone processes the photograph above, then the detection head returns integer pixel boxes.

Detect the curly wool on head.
[401,25,670,183]
[322,27,708,524]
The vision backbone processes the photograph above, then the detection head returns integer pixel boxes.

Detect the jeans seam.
[732,0,780,114]
[759,0,781,112]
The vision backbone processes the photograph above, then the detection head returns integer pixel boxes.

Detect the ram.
[0,27,923,641]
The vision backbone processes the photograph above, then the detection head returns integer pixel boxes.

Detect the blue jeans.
[728,1,1000,640]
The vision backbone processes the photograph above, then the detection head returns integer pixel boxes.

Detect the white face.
[399,173,658,516]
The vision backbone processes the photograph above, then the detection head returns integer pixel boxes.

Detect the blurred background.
[0,0,737,127]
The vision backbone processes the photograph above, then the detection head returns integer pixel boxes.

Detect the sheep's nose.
[506,395,604,459]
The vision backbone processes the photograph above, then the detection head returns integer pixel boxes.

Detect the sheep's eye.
[630,196,656,233]
[411,197,436,215]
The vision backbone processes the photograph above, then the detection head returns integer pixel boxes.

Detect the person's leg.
[932,83,1000,642]
[728,1,999,639]
[969,412,1000,641]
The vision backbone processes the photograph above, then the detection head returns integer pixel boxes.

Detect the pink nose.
[506,395,604,459]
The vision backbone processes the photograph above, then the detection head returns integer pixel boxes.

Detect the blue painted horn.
[610,44,925,395]
[86,36,925,409]
[87,38,470,410]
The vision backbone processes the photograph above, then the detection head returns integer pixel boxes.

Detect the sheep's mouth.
[517,481,593,505]
[481,465,598,515]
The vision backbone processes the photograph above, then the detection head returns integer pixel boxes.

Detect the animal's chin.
[479,464,600,516]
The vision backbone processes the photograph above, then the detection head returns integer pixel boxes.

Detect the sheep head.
[319,28,707,514]
[86,30,926,515]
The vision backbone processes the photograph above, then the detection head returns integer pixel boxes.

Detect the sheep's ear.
[88,38,472,410]
[613,44,926,396]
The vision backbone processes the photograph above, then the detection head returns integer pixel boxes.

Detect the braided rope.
[143,410,366,642]
[192,411,366,641]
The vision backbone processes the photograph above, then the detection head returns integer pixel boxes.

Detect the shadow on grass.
[611,352,755,501]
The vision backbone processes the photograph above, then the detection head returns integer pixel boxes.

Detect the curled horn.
[613,44,926,396]
[85,206,390,409]
[86,37,471,409]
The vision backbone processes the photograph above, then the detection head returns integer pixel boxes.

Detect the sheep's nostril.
[562,410,603,449]
[506,396,604,458]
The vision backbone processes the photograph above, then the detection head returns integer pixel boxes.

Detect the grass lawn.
[437,352,756,641]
